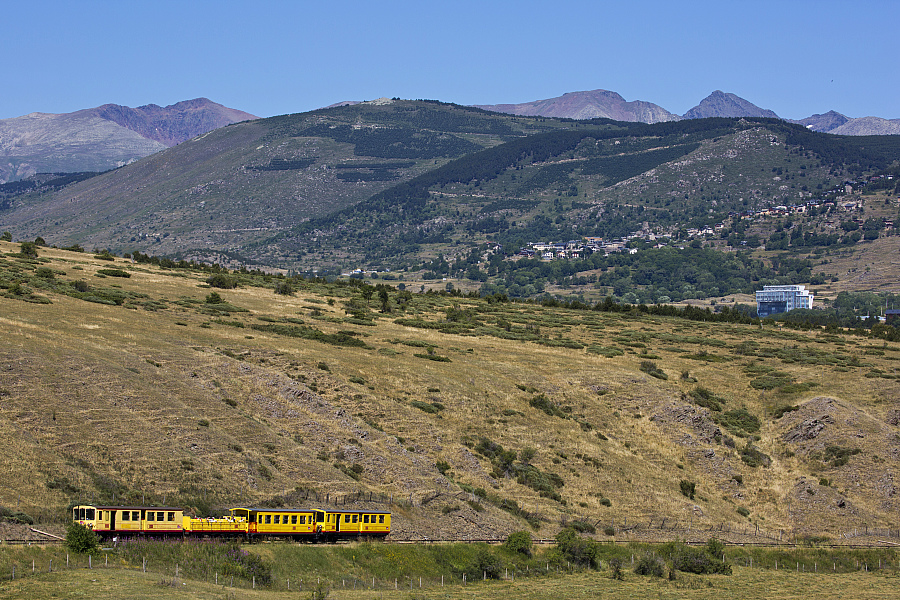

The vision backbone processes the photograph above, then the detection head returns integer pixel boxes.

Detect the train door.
[335,513,341,532]
[110,510,117,531]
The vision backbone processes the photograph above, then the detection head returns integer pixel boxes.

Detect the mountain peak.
[683,91,779,120]
[475,89,679,123]
[86,98,258,147]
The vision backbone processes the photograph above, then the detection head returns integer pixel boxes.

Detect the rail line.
[4,536,900,550]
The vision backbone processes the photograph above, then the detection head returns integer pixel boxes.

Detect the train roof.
[74,505,184,511]
[230,507,391,514]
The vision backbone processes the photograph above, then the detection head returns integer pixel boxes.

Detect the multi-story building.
[756,285,814,317]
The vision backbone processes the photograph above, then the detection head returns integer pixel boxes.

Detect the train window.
[299,516,306,525]
[379,515,385,524]
[291,516,297,525]
[363,515,369,523]
[132,512,140,521]
[168,512,175,522]
[148,512,155,522]
[352,515,357,523]
[264,515,271,524]
[345,515,351,523]
[274,515,280,524]
[122,511,129,521]
[87,509,95,520]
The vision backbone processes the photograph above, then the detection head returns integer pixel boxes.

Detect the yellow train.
[72,505,391,542]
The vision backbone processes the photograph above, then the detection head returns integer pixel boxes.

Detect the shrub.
[640,360,668,380]
[689,386,724,411]
[717,408,761,435]
[19,241,38,258]
[503,530,533,556]
[556,528,600,567]
[667,543,732,575]
[824,445,860,467]
[96,268,131,278]
[206,274,238,289]
[205,291,224,304]
[273,280,295,295]
[706,538,725,558]
[739,441,771,467]
[736,506,750,517]
[609,557,625,580]
[66,521,100,554]
[569,520,596,534]
[679,480,696,500]
[469,545,503,580]
[634,552,666,577]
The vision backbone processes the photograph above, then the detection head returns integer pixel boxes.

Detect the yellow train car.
[327,509,391,539]
[231,507,318,539]
[229,507,391,541]
[72,505,184,538]
[182,513,249,536]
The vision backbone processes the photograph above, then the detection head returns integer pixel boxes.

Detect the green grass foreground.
[2,541,899,599]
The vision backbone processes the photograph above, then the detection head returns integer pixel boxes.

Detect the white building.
[755,285,814,317]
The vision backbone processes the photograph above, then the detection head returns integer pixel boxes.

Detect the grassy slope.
[1,241,899,541]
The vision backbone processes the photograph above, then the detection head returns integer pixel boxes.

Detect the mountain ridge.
[0,98,258,182]
[475,89,896,135]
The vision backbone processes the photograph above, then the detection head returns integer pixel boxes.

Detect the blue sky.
[3,0,897,121]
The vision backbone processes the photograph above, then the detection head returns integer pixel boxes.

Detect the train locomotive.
[72,504,391,542]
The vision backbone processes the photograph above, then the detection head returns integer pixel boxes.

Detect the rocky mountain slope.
[0,98,257,183]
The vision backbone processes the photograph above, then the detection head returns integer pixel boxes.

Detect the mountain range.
[477,89,900,135]
[3,98,899,278]
[0,98,257,183]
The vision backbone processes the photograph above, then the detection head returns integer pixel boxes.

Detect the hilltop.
[1,240,898,543]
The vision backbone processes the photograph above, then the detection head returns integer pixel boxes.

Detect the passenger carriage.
[72,505,184,538]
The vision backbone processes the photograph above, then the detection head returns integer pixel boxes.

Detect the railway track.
[4,536,900,550]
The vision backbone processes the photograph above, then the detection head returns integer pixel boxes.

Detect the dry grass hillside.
[1,240,898,543]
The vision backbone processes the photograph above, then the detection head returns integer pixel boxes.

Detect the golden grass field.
[0,239,899,545]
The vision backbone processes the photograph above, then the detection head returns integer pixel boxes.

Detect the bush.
[640,360,668,380]
[206,274,238,289]
[66,521,100,554]
[273,280,295,295]
[634,552,666,577]
[19,241,38,257]
[504,530,533,556]
[96,268,131,278]
[569,520,596,534]
[679,480,696,500]
[556,527,600,567]
[467,545,503,579]
[668,543,731,575]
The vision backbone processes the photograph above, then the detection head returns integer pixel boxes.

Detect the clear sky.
[3,0,897,121]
